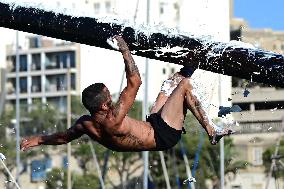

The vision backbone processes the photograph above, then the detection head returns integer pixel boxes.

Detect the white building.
[5,36,81,112]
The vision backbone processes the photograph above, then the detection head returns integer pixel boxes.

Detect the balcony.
[6,55,28,73]
[233,121,283,134]
[45,74,67,93]
[6,77,28,95]
[232,109,284,122]
[45,51,75,70]
[232,87,284,103]
[31,53,41,71]
[31,76,41,93]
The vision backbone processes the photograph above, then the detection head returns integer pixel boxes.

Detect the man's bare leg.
[160,77,233,145]
[150,72,184,114]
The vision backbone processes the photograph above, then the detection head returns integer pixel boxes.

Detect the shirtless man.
[21,36,233,152]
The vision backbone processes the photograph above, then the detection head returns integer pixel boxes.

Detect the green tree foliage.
[128,100,142,120]
[149,113,248,189]
[73,143,93,174]
[46,168,67,189]
[107,152,143,188]
[71,95,88,122]
[46,168,99,189]
[72,141,107,175]
[263,139,284,179]
[21,102,65,136]
[0,106,39,187]
[73,173,100,189]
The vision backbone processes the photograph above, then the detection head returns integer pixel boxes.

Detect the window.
[71,73,76,90]
[281,44,284,50]
[105,1,111,13]
[273,44,277,50]
[31,53,41,71]
[252,184,262,189]
[233,103,250,111]
[173,2,180,21]
[20,55,28,72]
[63,156,68,169]
[45,51,75,69]
[162,68,166,75]
[45,74,66,92]
[252,147,263,166]
[94,3,100,14]
[32,76,41,93]
[254,101,284,110]
[232,186,241,189]
[160,2,166,14]
[20,77,28,93]
[31,158,52,182]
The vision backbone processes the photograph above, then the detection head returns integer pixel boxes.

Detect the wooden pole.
[0,1,284,87]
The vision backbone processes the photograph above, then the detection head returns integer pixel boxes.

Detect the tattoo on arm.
[114,36,140,77]
[123,52,140,76]
[113,101,121,117]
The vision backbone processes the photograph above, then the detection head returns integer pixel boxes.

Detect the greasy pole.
[0,1,284,87]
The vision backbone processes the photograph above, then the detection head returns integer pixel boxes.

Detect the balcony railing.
[234,121,283,134]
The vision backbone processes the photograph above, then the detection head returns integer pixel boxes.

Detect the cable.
[0,153,21,189]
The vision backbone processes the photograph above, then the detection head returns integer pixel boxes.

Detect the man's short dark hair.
[82,83,108,114]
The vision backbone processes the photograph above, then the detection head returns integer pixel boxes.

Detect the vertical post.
[159,151,171,189]
[89,142,105,189]
[180,141,195,189]
[67,54,72,189]
[0,158,21,189]
[265,118,284,189]
[142,59,149,189]
[15,30,21,186]
[143,0,150,189]
[219,75,225,189]
[220,138,225,188]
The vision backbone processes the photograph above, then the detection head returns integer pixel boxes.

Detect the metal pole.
[143,0,150,189]
[265,118,284,189]
[15,30,21,187]
[220,138,224,189]
[180,141,195,189]
[159,151,171,189]
[219,75,225,189]
[67,55,72,189]
[0,158,21,189]
[89,142,105,189]
[142,59,149,189]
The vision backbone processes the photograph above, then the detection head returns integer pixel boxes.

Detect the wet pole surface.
[0,2,284,87]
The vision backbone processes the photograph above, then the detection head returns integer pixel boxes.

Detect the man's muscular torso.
[78,114,156,151]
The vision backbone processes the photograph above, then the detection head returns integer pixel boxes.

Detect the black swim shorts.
[146,113,182,151]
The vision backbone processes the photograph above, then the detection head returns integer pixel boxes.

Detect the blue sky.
[234,0,284,31]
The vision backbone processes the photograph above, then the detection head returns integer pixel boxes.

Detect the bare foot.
[209,127,235,145]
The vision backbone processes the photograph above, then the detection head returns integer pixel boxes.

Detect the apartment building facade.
[5,36,81,112]
[228,3,284,187]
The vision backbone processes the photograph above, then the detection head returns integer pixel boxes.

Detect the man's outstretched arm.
[21,122,85,151]
[108,36,142,123]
